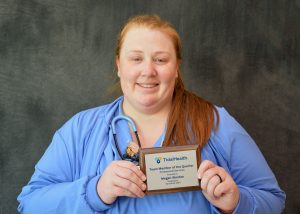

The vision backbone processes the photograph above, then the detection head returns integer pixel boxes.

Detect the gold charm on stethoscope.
[124,141,139,161]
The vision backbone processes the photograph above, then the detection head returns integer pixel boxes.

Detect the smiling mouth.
[137,83,159,88]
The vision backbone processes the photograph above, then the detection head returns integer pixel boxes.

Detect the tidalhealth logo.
[154,157,162,164]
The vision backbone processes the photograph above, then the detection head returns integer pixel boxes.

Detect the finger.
[114,165,146,190]
[214,178,231,198]
[200,167,222,190]
[116,161,147,181]
[198,160,215,179]
[206,175,222,198]
[113,175,146,198]
[112,185,141,198]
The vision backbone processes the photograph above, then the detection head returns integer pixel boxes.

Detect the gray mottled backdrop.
[0,0,299,213]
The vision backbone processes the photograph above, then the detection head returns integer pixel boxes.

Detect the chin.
[137,99,158,108]
[135,96,162,108]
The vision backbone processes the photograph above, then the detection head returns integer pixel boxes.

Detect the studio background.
[0,0,299,213]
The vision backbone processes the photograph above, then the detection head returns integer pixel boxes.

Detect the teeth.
[138,83,157,88]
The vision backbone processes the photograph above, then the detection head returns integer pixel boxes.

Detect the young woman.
[18,15,285,214]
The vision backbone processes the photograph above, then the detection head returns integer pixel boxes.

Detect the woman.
[18,15,285,213]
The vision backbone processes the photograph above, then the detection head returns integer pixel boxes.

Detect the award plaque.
[139,144,201,195]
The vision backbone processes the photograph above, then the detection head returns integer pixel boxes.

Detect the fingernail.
[142,184,147,190]
[142,175,147,181]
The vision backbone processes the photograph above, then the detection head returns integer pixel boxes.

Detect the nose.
[141,59,157,76]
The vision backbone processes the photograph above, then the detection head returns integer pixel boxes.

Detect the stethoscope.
[111,115,142,163]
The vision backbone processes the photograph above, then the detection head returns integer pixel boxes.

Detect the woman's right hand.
[97,160,147,204]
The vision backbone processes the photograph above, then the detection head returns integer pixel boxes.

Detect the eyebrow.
[127,50,170,55]
[127,50,143,54]
[154,51,170,55]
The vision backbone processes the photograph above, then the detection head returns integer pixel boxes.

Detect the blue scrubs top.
[17,97,285,213]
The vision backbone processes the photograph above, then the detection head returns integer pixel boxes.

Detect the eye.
[129,56,143,63]
[154,58,168,64]
[133,57,142,62]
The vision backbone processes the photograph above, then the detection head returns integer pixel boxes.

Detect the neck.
[122,98,172,121]
[122,99,171,148]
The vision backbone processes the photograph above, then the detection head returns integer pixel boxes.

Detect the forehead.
[121,27,175,53]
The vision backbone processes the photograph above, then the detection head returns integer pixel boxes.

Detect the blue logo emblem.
[155,157,162,164]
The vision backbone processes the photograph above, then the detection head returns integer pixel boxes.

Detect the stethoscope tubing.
[111,115,142,161]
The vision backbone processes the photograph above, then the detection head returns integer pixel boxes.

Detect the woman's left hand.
[197,160,240,214]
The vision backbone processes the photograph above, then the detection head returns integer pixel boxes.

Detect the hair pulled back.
[116,15,219,148]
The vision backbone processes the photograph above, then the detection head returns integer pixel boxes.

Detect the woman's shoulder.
[214,106,249,137]
[209,106,254,161]
[58,97,123,134]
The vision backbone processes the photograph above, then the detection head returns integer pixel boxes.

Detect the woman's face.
[116,27,179,113]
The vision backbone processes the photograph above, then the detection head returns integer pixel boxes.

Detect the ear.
[116,57,121,77]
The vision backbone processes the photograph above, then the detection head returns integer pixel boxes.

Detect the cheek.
[161,69,178,83]
[119,69,138,83]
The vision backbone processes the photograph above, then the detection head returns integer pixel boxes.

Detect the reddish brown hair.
[116,15,219,148]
